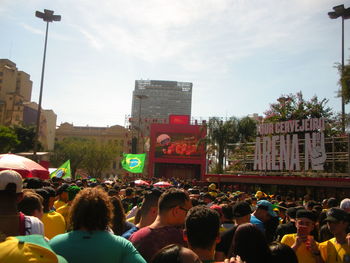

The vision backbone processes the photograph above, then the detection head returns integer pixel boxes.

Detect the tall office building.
[131,79,192,127]
[129,79,192,154]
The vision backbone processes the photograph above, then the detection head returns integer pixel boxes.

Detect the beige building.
[0,59,56,151]
[55,123,131,176]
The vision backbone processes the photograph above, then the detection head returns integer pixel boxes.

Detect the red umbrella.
[153,181,173,188]
[0,154,49,180]
[134,179,150,186]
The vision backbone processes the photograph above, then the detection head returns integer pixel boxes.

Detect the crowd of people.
[0,169,350,263]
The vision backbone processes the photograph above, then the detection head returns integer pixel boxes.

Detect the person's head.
[221,204,234,222]
[23,177,43,189]
[139,189,162,221]
[269,241,298,263]
[17,192,44,219]
[325,207,349,235]
[56,183,69,202]
[295,209,317,237]
[254,200,277,222]
[231,223,271,263]
[327,197,338,208]
[184,206,220,251]
[35,188,50,213]
[43,186,56,210]
[110,195,126,235]
[67,185,81,202]
[158,188,191,226]
[232,201,252,225]
[69,187,113,231]
[0,170,23,204]
[340,198,350,212]
[125,187,134,198]
[151,244,201,263]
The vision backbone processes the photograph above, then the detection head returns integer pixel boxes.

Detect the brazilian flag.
[50,160,71,179]
[121,154,146,173]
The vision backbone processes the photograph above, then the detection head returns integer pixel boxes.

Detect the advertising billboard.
[155,133,202,159]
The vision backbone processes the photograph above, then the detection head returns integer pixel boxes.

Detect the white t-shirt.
[24,215,45,236]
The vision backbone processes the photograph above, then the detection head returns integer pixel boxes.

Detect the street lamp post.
[328,4,350,133]
[135,95,148,153]
[33,9,61,160]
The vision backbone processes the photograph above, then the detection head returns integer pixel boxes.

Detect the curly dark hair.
[69,187,114,231]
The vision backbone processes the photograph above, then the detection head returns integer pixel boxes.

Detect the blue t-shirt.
[49,230,146,263]
[122,225,139,240]
[250,214,265,233]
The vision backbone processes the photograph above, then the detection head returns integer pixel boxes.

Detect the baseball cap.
[324,208,349,222]
[232,201,252,218]
[296,209,317,222]
[0,170,23,193]
[0,235,67,263]
[257,200,277,217]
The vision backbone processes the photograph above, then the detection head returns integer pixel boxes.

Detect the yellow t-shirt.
[56,204,70,228]
[319,237,350,263]
[54,200,66,210]
[281,233,319,263]
[42,211,66,239]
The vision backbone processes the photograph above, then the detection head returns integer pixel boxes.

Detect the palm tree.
[205,117,239,174]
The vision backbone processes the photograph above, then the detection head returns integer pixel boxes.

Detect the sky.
[0,0,349,127]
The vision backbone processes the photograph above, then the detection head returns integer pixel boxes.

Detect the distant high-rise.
[131,79,192,123]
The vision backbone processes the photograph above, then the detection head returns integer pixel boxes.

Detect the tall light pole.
[136,94,148,153]
[328,4,350,133]
[33,9,61,160]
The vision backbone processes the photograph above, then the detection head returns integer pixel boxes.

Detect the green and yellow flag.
[50,160,71,179]
[121,153,146,173]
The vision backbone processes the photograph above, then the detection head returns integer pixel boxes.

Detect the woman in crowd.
[230,223,272,263]
[49,187,146,263]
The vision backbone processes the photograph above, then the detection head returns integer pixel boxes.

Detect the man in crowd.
[319,208,350,262]
[250,199,277,234]
[275,206,301,241]
[54,183,69,210]
[129,188,191,262]
[215,201,252,261]
[122,189,161,239]
[184,205,221,262]
[281,209,323,263]
[36,188,66,239]
[0,170,44,241]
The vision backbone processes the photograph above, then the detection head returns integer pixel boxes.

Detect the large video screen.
[154,133,202,159]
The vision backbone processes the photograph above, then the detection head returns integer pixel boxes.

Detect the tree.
[337,63,350,104]
[205,117,240,174]
[51,137,89,178]
[82,141,117,178]
[264,91,334,122]
[0,126,19,153]
[238,116,257,142]
[12,125,40,153]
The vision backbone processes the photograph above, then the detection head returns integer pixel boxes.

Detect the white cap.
[0,170,23,193]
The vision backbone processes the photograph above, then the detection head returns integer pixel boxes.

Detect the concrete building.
[23,102,57,151]
[131,80,192,131]
[129,80,192,153]
[0,59,56,151]
[55,123,130,176]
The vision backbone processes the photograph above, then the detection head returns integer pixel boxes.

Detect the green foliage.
[205,117,239,174]
[264,91,333,122]
[12,125,39,152]
[82,140,117,178]
[51,137,118,178]
[339,64,350,104]
[51,137,89,178]
[0,126,19,153]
